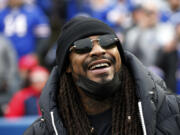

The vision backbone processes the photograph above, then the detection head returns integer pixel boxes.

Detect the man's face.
[168,0,180,11]
[66,35,122,83]
[8,0,23,8]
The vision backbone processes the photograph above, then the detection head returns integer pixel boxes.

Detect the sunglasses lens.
[74,38,92,54]
[99,35,117,49]
[72,34,118,54]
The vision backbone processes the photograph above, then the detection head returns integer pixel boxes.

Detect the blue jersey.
[0,4,50,59]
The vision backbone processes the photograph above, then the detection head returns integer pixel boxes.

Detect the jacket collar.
[124,51,157,135]
[39,66,66,135]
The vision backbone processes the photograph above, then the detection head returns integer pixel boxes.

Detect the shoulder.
[155,93,180,134]
[151,72,180,133]
[0,7,9,14]
[0,8,9,20]
[14,87,31,97]
[149,72,180,133]
[24,117,49,135]
[149,71,179,112]
[22,4,47,17]
[10,87,36,104]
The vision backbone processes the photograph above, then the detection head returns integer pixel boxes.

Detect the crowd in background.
[0,0,180,117]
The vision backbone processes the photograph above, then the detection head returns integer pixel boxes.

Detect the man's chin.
[89,76,114,84]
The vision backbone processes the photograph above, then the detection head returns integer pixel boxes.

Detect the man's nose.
[89,41,106,57]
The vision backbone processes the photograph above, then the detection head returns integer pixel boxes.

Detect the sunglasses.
[69,34,119,54]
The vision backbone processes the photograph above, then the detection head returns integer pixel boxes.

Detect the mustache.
[82,55,116,71]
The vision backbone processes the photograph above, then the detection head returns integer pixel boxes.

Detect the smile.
[88,59,111,71]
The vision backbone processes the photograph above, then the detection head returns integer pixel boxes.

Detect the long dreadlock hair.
[58,65,143,135]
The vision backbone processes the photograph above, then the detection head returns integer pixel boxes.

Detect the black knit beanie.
[56,16,125,75]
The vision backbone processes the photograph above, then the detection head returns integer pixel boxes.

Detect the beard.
[76,67,122,101]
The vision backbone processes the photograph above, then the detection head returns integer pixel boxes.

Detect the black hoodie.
[24,51,180,135]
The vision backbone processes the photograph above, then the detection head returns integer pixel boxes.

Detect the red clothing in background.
[5,86,41,117]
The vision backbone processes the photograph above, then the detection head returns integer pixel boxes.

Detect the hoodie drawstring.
[50,111,58,135]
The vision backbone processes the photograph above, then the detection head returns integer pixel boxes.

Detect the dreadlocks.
[58,65,143,135]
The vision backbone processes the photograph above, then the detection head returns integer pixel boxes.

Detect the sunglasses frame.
[69,34,119,53]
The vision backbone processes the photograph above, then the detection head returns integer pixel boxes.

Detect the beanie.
[56,16,125,75]
[18,54,39,71]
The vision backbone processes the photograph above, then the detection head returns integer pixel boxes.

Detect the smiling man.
[24,16,180,135]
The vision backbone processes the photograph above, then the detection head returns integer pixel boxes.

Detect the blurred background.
[0,0,180,134]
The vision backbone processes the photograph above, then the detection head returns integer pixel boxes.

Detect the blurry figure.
[83,0,116,26]
[4,66,49,117]
[127,5,144,29]
[0,0,51,61]
[175,23,180,93]
[0,0,7,10]
[123,4,144,43]
[106,0,130,31]
[155,26,178,93]
[66,0,117,26]
[0,34,20,116]
[125,2,161,66]
[66,0,130,35]
[168,0,180,12]
[23,0,52,16]
[18,54,39,88]
[124,1,177,91]
[160,0,180,23]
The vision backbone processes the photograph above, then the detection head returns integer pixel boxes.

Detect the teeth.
[90,63,109,70]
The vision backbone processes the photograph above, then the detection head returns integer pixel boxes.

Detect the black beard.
[76,70,122,101]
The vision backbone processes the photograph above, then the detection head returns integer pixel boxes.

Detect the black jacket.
[24,51,180,135]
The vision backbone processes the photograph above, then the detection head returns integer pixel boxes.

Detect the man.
[24,16,180,135]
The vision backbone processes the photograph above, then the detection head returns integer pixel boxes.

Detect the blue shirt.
[0,4,50,59]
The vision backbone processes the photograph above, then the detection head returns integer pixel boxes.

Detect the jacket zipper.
[50,111,59,135]
[138,101,147,135]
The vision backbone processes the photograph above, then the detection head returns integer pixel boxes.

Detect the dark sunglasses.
[69,34,119,54]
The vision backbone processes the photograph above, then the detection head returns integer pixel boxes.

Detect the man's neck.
[77,87,112,115]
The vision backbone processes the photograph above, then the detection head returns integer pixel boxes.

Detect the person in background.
[0,34,20,116]
[124,1,177,92]
[24,16,180,135]
[160,0,180,23]
[0,0,7,10]
[23,0,52,16]
[125,4,144,31]
[4,66,49,117]
[175,22,180,93]
[0,0,51,62]
[18,54,39,88]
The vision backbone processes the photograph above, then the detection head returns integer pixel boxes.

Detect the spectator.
[125,2,162,66]
[0,0,51,61]
[124,1,178,91]
[125,5,144,31]
[23,0,52,16]
[66,0,117,26]
[18,54,39,88]
[4,66,49,117]
[175,22,180,93]
[106,0,130,31]
[160,0,180,23]
[0,34,20,116]
[0,0,7,10]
